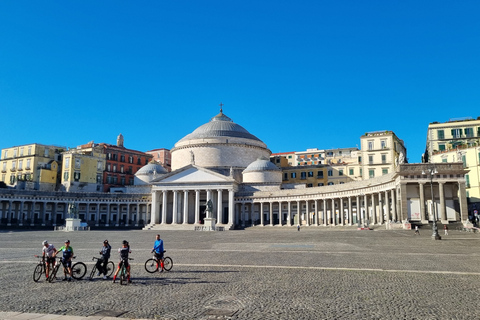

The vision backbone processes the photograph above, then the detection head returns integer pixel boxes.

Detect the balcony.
[10,168,16,172]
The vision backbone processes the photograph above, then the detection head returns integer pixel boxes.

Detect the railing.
[54,226,90,231]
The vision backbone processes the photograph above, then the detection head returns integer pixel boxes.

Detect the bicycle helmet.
[65,239,70,243]
[122,240,128,245]
[42,240,48,245]
[104,239,109,244]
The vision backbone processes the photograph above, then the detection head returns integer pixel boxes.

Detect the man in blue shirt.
[151,234,165,272]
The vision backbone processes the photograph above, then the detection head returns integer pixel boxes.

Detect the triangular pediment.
[152,165,233,184]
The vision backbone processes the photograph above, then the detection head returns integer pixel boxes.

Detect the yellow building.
[360,131,406,179]
[61,142,106,192]
[430,146,480,206]
[425,117,480,162]
[0,144,64,191]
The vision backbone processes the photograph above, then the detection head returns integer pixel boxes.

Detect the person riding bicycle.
[113,240,131,283]
[96,239,111,280]
[42,240,57,280]
[55,239,74,281]
[151,234,165,272]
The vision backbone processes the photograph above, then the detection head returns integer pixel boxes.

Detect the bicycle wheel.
[71,262,87,280]
[48,264,59,283]
[163,257,173,271]
[144,258,158,273]
[33,264,44,282]
[120,267,125,285]
[89,265,97,280]
[106,261,115,277]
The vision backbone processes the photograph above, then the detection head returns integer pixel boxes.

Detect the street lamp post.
[423,165,441,240]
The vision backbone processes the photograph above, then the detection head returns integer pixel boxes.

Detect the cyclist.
[113,240,131,283]
[42,240,57,280]
[55,239,74,281]
[96,239,111,280]
[151,234,165,272]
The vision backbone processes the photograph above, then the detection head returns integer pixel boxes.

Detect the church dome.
[243,157,280,173]
[134,162,167,185]
[242,157,282,184]
[171,109,271,171]
[177,112,262,143]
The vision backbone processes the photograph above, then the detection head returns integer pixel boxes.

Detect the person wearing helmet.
[42,240,57,280]
[113,240,131,283]
[96,240,111,280]
[54,240,74,281]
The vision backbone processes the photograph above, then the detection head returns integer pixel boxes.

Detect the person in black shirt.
[96,239,111,279]
[113,240,131,283]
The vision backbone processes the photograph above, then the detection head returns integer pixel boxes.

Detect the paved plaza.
[1,226,480,319]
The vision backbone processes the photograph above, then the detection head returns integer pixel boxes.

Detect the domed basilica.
[141,109,469,231]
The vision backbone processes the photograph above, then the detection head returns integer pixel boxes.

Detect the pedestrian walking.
[297,224,300,231]
[414,225,420,235]
[444,225,448,235]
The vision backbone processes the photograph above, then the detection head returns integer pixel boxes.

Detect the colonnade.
[0,196,150,226]
[150,188,235,226]
[236,189,399,227]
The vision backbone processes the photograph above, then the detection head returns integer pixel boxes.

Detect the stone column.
[241,202,245,226]
[151,191,158,225]
[125,203,130,226]
[305,200,310,226]
[314,200,318,226]
[116,204,121,226]
[391,189,397,222]
[183,190,189,224]
[277,202,282,226]
[419,182,426,222]
[355,196,360,225]
[260,202,264,226]
[287,201,291,226]
[95,203,100,226]
[323,199,327,226]
[399,183,408,222]
[217,189,223,224]
[172,191,178,224]
[384,191,390,222]
[42,202,47,225]
[18,200,25,226]
[348,197,353,226]
[363,194,368,226]
[269,202,273,226]
[296,200,301,226]
[439,182,447,223]
[228,189,234,226]
[371,194,377,225]
[458,181,468,222]
[378,192,384,224]
[135,204,140,226]
[339,198,344,226]
[194,190,200,224]
[331,199,336,226]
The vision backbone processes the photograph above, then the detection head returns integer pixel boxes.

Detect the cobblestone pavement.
[1,226,480,319]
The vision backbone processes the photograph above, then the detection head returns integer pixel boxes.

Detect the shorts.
[154,251,164,260]
[61,258,72,269]
[119,259,129,268]
[45,257,55,265]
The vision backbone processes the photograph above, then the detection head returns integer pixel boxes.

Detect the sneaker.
[97,271,101,276]
[103,275,107,280]
[67,277,72,282]
[128,279,132,283]
[62,278,67,281]
[112,279,116,283]
[160,268,164,273]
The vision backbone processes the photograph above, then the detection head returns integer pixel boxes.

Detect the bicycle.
[48,256,87,282]
[33,255,47,282]
[118,258,134,285]
[89,257,115,280]
[144,250,173,273]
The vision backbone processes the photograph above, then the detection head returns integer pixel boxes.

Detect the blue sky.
[1,1,479,163]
